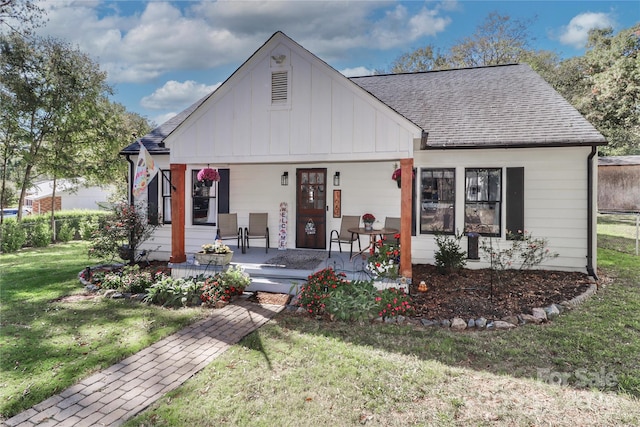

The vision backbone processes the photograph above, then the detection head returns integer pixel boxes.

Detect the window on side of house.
[161,169,171,224]
[192,170,217,226]
[465,168,501,236]
[420,168,455,234]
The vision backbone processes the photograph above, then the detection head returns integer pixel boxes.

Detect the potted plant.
[391,165,415,188]
[197,167,220,187]
[362,213,376,231]
[366,235,400,279]
[195,240,233,265]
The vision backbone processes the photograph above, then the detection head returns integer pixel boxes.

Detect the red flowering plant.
[366,235,400,278]
[375,287,414,319]
[197,167,220,182]
[296,267,348,316]
[200,265,250,306]
[362,213,376,225]
[391,165,415,185]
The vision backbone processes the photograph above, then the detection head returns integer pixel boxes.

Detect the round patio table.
[347,227,399,260]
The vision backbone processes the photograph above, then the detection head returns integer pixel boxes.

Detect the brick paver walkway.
[3,299,285,427]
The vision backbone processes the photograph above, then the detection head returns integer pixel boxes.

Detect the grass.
[0,242,209,419]
[2,216,639,425]
[125,216,640,426]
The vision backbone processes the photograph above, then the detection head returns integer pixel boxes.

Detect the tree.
[448,12,539,68]
[387,12,558,74]
[0,33,151,222]
[0,0,45,35]
[390,45,449,73]
[572,26,640,155]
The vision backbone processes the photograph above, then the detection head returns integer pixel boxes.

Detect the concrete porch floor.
[168,246,394,295]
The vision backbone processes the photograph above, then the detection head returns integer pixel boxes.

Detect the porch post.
[170,163,186,263]
[400,158,413,279]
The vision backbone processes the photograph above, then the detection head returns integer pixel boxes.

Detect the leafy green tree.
[573,26,640,155]
[0,32,153,222]
[390,45,449,73]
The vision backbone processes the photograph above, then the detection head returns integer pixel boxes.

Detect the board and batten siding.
[139,162,403,260]
[412,146,593,272]
[165,39,420,166]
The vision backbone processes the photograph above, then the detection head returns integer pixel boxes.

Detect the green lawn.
[1,218,639,425]
[0,242,209,419]
[125,221,640,426]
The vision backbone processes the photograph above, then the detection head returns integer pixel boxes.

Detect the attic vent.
[271,71,288,104]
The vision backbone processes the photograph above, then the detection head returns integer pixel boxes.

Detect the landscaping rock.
[85,284,100,293]
[440,319,451,328]
[384,316,396,324]
[544,304,560,320]
[103,289,117,299]
[532,307,547,322]
[420,319,438,327]
[467,318,476,328]
[451,318,467,330]
[475,317,487,328]
[396,315,406,324]
[493,320,516,330]
[486,321,494,329]
[520,313,542,324]
[502,315,519,325]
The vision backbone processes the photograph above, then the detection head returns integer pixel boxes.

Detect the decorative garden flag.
[132,141,159,197]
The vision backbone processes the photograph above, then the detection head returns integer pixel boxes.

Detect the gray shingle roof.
[350,64,607,148]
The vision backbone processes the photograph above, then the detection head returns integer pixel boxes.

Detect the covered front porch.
[168,246,409,295]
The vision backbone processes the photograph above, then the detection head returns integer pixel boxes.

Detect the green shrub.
[0,219,27,253]
[57,222,75,242]
[79,217,99,241]
[28,220,52,247]
[325,280,378,321]
[144,275,202,308]
[101,265,154,294]
[434,231,467,274]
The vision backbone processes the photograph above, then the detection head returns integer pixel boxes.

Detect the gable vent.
[271,71,288,104]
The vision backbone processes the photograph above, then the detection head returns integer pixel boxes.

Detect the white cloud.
[152,112,181,126]
[140,80,221,110]
[558,12,616,49]
[35,0,452,83]
[340,66,374,77]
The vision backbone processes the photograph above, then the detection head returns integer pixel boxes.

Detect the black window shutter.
[147,175,159,225]
[506,167,524,239]
[218,169,230,214]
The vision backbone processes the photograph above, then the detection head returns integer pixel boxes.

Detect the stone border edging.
[287,278,599,331]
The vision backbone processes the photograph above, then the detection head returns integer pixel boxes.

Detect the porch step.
[247,277,302,295]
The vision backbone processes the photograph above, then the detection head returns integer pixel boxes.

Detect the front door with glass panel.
[296,168,326,249]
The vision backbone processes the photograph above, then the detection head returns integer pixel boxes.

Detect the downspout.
[587,146,598,280]
[126,155,135,205]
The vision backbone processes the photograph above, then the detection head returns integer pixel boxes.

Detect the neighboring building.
[121,31,606,277]
[598,156,640,212]
[26,180,116,214]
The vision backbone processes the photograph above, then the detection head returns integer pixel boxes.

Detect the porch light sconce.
[333,171,340,186]
[281,171,289,186]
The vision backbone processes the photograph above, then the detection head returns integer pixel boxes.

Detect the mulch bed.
[410,264,593,320]
[247,291,291,306]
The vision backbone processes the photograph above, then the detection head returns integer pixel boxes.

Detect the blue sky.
[33,1,639,126]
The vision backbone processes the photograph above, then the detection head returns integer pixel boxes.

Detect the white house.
[26,179,115,214]
[120,31,606,279]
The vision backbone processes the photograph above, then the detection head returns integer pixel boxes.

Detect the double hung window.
[420,169,455,233]
[465,168,501,236]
